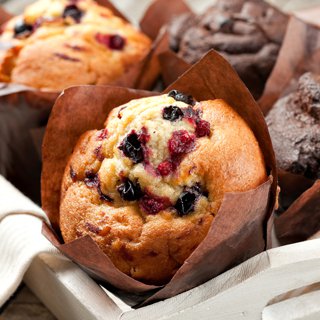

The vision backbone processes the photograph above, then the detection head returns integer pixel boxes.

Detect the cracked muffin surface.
[168,0,288,99]
[0,0,151,90]
[266,73,320,180]
[60,91,267,284]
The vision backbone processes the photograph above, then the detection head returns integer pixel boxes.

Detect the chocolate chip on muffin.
[168,0,288,99]
[0,0,151,89]
[60,92,267,284]
[266,72,320,180]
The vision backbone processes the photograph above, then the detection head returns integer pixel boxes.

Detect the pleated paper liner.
[0,84,59,202]
[275,180,320,245]
[259,16,320,115]
[0,0,165,202]
[140,0,191,41]
[258,15,320,245]
[140,0,289,99]
[41,50,277,307]
[140,0,192,90]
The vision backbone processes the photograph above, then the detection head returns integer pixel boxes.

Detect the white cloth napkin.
[0,175,60,307]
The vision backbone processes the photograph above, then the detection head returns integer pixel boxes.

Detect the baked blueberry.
[162,105,184,121]
[117,178,142,201]
[84,171,99,188]
[119,132,144,163]
[168,90,195,106]
[63,4,83,22]
[14,20,33,37]
[175,184,208,216]
[175,190,197,216]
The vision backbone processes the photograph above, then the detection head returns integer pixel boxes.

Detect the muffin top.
[168,0,288,99]
[0,0,151,90]
[266,72,320,180]
[59,91,267,284]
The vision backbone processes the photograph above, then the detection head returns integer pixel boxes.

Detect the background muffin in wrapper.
[0,0,164,202]
[140,0,289,99]
[41,50,277,307]
[259,16,320,245]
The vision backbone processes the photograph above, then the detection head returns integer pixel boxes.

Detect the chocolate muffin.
[266,72,320,180]
[0,0,151,90]
[60,91,267,284]
[169,0,288,99]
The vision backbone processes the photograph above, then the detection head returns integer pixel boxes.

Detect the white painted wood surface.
[24,238,320,320]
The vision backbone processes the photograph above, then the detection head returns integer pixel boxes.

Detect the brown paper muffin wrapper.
[0,85,59,202]
[0,0,164,201]
[258,16,320,244]
[41,50,277,306]
[275,180,320,245]
[140,0,191,41]
[259,16,320,114]
[140,0,192,88]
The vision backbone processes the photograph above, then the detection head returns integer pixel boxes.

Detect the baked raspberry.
[95,33,126,50]
[168,130,195,156]
[157,160,174,176]
[119,131,144,163]
[109,35,126,50]
[162,105,184,121]
[14,20,33,38]
[140,192,171,214]
[168,90,195,106]
[117,178,142,201]
[138,127,150,144]
[195,120,211,137]
[63,4,83,22]
[94,145,104,161]
[97,128,108,140]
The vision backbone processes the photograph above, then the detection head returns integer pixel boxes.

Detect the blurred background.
[2,0,320,21]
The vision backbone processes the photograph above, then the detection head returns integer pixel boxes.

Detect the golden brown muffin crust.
[60,93,267,284]
[0,0,151,90]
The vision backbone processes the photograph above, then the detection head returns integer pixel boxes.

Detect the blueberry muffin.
[266,72,320,180]
[60,90,267,284]
[0,0,151,90]
[169,0,288,99]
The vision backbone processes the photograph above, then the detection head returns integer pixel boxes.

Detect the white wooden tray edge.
[24,238,320,320]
